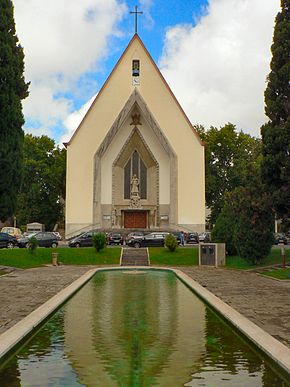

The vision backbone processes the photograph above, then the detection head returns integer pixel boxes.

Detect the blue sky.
[13,0,280,144]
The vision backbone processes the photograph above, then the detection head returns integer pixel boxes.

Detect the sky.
[12,0,280,145]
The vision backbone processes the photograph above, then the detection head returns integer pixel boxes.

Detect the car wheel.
[7,242,14,249]
[51,242,57,248]
[75,242,80,248]
[134,242,141,248]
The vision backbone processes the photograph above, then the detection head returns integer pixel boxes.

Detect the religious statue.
[131,174,139,195]
[130,174,141,208]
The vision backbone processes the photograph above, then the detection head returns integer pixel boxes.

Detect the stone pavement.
[0,265,289,349]
[179,266,290,348]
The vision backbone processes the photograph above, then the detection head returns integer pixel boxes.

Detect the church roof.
[64,34,204,147]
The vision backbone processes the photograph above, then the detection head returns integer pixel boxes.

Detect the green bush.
[93,232,107,252]
[165,234,178,252]
[28,236,38,254]
[212,196,237,256]
[212,184,274,264]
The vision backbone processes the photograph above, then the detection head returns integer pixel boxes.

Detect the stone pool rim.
[0,266,290,377]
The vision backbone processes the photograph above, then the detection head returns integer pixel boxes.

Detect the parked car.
[107,233,124,245]
[125,232,144,244]
[18,232,58,248]
[274,233,288,245]
[186,232,199,244]
[127,232,169,248]
[1,227,23,240]
[68,231,94,248]
[172,232,182,245]
[0,232,17,248]
[198,232,211,243]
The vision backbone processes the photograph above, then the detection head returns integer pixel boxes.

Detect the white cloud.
[160,0,280,136]
[13,0,127,137]
[60,94,97,145]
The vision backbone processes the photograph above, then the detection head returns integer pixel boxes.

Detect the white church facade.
[65,34,205,237]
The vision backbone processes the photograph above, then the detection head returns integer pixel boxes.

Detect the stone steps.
[121,248,149,266]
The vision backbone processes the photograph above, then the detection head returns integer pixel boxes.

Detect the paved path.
[179,266,290,348]
[0,265,289,349]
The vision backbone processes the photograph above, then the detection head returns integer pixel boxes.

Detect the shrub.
[165,234,178,252]
[212,184,274,264]
[28,236,38,254]
[212,195,237,256]
[93,232,106,252]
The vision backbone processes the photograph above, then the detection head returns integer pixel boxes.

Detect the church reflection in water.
[63,271,206,386]
[1,271,287,386]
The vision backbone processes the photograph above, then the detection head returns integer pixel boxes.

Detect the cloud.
[13,0,127,138]
[60,94,97,145]
[139,0,154,30]
[160,0,280,136]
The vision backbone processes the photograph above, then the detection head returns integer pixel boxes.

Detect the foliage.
[211,197,237,255]
[93,232,107,252]
[0,0,29,221]
[15,134,66,230]
[196,124,262,224]
[28,235,38,254]
[165,234,178,252]
[212,182,274,264]
[261,0,290,222]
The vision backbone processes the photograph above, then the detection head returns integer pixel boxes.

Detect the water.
[0,270,289,386]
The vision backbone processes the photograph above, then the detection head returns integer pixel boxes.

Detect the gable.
[65,34,204,151]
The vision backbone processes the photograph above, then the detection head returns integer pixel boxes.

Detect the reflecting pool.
[0,270,289,386]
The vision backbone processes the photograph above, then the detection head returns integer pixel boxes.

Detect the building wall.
[65,36,205,236]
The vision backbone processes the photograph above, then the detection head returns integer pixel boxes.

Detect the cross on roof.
[130,5,143,34]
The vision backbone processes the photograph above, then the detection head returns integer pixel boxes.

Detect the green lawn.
[0,245,289,270]
[261,268,290,280]
[149,247,199,266]
[0,247,121,269]
[226,247,290,270]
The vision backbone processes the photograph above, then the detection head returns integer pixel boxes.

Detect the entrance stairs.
[120,248,149,266]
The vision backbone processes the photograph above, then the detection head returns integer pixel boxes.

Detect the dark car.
[274,233,288,245]
[172,232,182,245]
[186,232,199,244]
[68,231,94,248]
[107,233,124,245]
[127,232,169,248]
[0,232,17,248]
[18,232,58,248]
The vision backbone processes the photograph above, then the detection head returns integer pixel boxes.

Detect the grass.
[0,247,121,269]
[149,247,199,266]
[0,245,289,270]
[226,247,290,270]
[261,268,290,280]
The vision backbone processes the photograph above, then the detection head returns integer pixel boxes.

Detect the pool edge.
[0,267,99,361]
[0,266,289,377]
[172,268,290,376]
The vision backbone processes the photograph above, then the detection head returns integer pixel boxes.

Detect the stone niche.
[111,127,159,229]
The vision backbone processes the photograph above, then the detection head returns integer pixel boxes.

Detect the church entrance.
[124,211,147,229]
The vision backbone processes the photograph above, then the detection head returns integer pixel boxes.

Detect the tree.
[196,124,262,224]
[93,233,107,252]
[15,134,66,230]
[212,181,274,264]
[261,0,290,222]
[0,0,29,221]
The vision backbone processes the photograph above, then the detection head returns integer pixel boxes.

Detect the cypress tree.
[0,0,29,221]
[261,0,290,222]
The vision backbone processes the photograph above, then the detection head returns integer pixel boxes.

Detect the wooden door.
[124,211,147,228]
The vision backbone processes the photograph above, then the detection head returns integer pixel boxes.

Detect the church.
[65,33,205,237]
